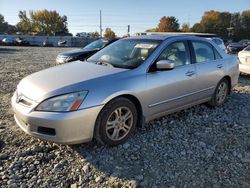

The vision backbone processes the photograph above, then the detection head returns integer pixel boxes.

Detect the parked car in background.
[56,38,118,64]
[227,43,246,54]
[58,40,67,47]
[76,32,91,38]
[238,39,250,46]
[2,37,15,45]
[226,39,250,54]
[12,35,239,146]
[238,46,250,74]
[42,40,54,47]
[207,37,226,51]
[15,37,30,46]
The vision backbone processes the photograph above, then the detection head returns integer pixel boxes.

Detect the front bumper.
[239,63,250,74]
[11,94,103,144]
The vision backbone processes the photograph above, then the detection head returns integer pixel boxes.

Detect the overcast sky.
[0,0,249,36]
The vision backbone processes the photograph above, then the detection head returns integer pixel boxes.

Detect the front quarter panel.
[78,70,147,112]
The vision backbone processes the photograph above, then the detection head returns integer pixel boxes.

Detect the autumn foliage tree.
[16,9,68,35]
[157,16,180,32]
[89,31,100,38]
[181,23,190,32]
[191,10,250,40]
[104,28,116,38]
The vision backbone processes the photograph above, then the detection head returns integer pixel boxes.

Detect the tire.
[208,78,229,107]
[94,97,138,146]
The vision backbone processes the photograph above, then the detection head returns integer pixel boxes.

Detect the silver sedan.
[12,35,239,146]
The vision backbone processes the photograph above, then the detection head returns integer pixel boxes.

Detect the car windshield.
[87,39,160,69]
[83,39,109,50]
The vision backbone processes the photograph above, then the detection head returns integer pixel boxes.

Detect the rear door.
[190,40,225,100]
[146,40,197,117]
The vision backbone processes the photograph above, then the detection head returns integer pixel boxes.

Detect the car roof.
[128,34,175,40]
[125,34,207,41]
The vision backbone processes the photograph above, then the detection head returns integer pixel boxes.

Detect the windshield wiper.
[89,60,114,68]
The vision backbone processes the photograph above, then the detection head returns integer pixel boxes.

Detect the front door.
[146,40,197,117]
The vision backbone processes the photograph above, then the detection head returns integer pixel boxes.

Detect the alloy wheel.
[105,106,133,141]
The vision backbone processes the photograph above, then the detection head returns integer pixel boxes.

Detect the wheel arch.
[223,75,232,94]
[102,92,145,127]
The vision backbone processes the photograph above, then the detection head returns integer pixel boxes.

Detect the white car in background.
[207,37,226,51]
[238,46,250,74]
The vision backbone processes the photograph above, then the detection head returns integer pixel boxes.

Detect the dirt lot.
[0,46,250,188]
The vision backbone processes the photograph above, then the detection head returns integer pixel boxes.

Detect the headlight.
[36,91,88,112]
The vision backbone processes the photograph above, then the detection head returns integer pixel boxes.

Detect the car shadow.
[0,140,5,151]
[71,91,250,187]
[0,47,22,54]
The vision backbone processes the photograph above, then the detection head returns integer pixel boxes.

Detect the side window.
[212,38,222,45]
[192,41,215,63]
[157,41,190,67]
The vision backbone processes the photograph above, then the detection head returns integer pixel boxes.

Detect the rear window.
[212,38,223,45]
[192,41,215,63]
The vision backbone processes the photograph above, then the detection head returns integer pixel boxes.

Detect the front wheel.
[94,97,138,146]
[208,78,229,107]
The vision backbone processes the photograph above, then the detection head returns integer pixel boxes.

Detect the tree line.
[0,9,117,38]
[0,9,249,40]
[0,10,68,36]
[146,10,250,41]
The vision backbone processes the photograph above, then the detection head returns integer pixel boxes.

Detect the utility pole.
[227,13,234,39]
[127,25,130,36]
[100,10,102,38]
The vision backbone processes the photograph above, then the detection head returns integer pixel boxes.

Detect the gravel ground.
[0,46,250,188]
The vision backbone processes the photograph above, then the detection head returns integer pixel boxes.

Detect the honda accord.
[12,35,239,146]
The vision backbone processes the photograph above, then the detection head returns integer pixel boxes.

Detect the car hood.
[59,49,95,57]
[17,61,126,102]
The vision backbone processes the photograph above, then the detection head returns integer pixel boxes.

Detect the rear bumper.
[239,64,250,74]
[11,94,103,144]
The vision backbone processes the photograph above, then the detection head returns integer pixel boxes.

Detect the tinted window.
[157,41,190,67]
[212,38,223,45]
[192,41,215,63]
[244,46,250,51]
[83,39,109,50]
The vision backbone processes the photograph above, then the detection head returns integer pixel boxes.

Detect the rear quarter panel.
[223,55,240,88]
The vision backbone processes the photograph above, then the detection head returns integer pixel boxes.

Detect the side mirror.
[156,60,175,70]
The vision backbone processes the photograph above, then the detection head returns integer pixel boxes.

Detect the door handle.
[185,70,195,77]
[217,64,223,69]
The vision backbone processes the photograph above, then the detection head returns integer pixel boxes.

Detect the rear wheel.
[208,78,229,107]
[95,97,137,146]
